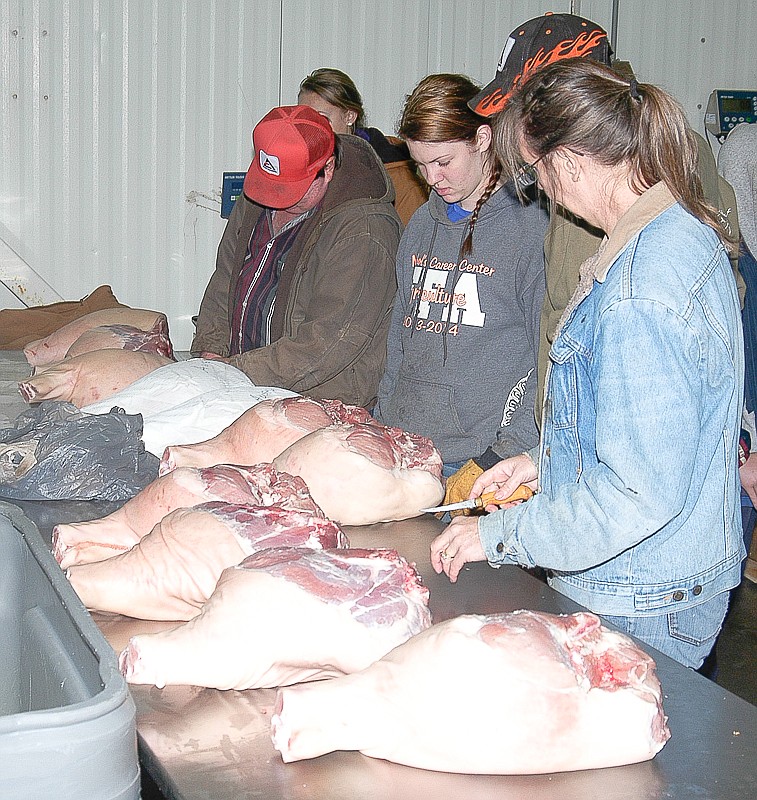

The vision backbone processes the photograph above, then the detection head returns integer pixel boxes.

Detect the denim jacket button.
[672,590,685,601]
[692,584,703,596]
[496,542,505,553]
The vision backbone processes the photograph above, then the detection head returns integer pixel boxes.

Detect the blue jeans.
[742,491,756,561]
[740,241,757,413]
[442,460,466,479]
[602,591,730,670]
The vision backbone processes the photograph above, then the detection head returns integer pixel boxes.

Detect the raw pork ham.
[24,307,169,366]
[18,349,173,407]
[67,501,347,620]
[65,317,174,360]
[160,395,374,475]
[119,547,432,690]
[273,422,444,524]
[53,463,321,568]
[272,610,670,774]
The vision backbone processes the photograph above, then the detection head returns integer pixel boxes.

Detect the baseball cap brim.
[243,160,316,209]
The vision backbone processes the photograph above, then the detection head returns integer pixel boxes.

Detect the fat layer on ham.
[273,422,444,525]
[159,395,375,476]
[272,610,670,774]
[67,501,348,620]
[53,463,322,568]
[119,547,432,690]
[18,349,173,408]
[24,308,169,366]
[65,317,174,360]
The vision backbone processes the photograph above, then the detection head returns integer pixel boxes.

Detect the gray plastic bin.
[0,502,140,799]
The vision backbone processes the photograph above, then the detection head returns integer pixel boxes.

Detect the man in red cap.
[443,12,742,517]
[191,104,401,407]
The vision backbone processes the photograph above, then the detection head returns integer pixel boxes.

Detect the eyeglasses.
[514,156,544,190]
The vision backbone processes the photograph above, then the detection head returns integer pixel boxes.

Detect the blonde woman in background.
[298,68,428,225]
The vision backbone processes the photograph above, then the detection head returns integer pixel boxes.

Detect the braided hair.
[464,162,502,255]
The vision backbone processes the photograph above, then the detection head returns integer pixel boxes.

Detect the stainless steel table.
[1,339,753,800]
[17,503,755,800]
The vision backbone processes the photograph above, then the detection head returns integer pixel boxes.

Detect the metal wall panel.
[280,0,432,136]
[0,0,283,347]
[427,0,573,83]
[0,0,755,348]
[614,0,757,141]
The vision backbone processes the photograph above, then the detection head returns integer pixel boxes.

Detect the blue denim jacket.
[479,184,746,617]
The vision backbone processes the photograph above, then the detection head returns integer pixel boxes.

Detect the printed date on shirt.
[403,316,460,335]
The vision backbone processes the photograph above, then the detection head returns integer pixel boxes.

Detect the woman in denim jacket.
[430,60,746,669]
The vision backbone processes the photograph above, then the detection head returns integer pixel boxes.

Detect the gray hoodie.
[374,183,548,463]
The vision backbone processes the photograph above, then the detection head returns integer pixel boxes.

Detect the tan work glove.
[440,459,484,518]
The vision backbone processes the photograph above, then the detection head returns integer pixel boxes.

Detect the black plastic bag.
[0,401,158,501]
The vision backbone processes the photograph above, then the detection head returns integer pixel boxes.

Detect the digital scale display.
[705,89,757,137]
[721,96,753,113]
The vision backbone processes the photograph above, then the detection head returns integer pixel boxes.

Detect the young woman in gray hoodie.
[374,74,548,478]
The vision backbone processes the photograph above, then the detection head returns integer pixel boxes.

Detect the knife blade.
[420,484,533,514]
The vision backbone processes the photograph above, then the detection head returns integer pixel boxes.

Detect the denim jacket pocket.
[546,338,579,430]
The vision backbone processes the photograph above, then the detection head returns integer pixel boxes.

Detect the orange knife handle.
[478,485,533,508]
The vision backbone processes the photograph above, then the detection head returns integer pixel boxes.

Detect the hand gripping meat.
[272,610,671,774]
[119,547,432,690]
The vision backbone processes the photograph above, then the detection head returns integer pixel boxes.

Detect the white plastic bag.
[83,359,297,456]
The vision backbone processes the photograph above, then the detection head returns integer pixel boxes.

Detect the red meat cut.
[53,463,322,568]
[18,349,173,407]
[119,547,432,690]
[67,501,348,620]
[159,395,375,475]
[65,317,174,360]
[272,610,671,774]
[273,422,444,524]
[24,308,170,366]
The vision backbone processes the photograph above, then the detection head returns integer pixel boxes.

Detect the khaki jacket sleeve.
[385,160,429,227]
[694,132,744,304]
[535,208,603,421]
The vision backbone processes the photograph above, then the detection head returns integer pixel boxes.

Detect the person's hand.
[470,453,538,512]
[740,455,757,507]
[430,516,486,583]
[200,351,229,363]
[441,459,483,518]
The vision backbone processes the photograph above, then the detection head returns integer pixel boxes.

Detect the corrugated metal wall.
[0,0,755,348]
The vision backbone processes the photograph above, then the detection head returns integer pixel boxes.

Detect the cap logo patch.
[497,37,516,73]
[259,149,280,176]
